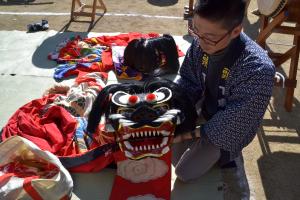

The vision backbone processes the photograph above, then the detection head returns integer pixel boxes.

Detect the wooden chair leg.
[98,0,107,13]
[257,11,288,45]
[284,25,300,111]
[273,46,296,67]
[184,0,194,19]
[257,10,300,112]
[76,0,83,7]
[70,0,76,21]
[70,0,106,22]
[258,15,268,48]
[91,0,97,22]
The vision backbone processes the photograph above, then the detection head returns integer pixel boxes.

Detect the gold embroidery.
[202,54,209,68]
[222,67,230,79]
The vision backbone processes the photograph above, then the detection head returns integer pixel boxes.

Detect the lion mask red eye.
[145,93,157,103]
[128,95,139,105]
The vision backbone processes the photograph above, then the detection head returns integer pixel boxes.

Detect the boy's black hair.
[123,34,179,76]
[194,0,246,30]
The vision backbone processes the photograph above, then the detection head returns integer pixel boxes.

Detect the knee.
[175,162,212,183]
[175,166,197,183]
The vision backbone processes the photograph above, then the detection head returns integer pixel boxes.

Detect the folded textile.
[1,95,77,156]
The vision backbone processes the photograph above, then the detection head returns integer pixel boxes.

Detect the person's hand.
[172,128,201,143]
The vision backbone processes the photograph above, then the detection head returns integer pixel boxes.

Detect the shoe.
[27,20,49,32]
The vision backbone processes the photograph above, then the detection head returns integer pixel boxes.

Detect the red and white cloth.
[0,136,73,200]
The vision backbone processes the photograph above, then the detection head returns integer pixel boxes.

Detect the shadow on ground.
[251,10,300,194]
[265,87,300,131]
[0,0,53,5]
[182,34,194,44]
[257,150,300,200]
[66,13,105,33]
[147,0,178,7]
[32,31,88,69]
[258,94,300,200]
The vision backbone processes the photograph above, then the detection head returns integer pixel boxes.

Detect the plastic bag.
[0,136,73,200]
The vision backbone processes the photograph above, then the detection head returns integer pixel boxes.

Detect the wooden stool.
[183,0,194,34]
[70,0,106,22]
[183,0,194,20]
[256,0,300,111]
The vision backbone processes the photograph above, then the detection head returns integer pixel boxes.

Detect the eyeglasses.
[189,26,232,46]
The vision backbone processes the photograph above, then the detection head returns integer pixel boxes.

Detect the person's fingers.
[184,132,193,140]
[172,130,201,143]
[172,133,191,143]
[172,135,183,143]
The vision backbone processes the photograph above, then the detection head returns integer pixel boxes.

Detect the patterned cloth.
[177,32,275,162]
[1,95,78,156]
[49,33,185,81]
[51,72,108,118]
[49,33,161,81]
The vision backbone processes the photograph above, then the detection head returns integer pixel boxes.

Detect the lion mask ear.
[87,85,116,134]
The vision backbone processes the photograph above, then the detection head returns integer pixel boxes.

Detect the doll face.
[107,87,182,160]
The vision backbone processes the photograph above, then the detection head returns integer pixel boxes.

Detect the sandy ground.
[0,0,299,200]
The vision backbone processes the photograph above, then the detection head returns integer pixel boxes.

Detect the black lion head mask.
[87,78,197,159]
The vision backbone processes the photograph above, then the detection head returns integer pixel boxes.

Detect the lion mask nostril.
[131,106,158,123]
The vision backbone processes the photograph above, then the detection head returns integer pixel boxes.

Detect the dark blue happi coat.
[177,32,275,162]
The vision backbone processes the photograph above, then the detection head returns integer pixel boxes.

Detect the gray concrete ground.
[0,30,223,200]
[0,0,299,200]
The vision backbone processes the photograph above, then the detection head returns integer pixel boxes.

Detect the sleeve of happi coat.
[176,39,204,104]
